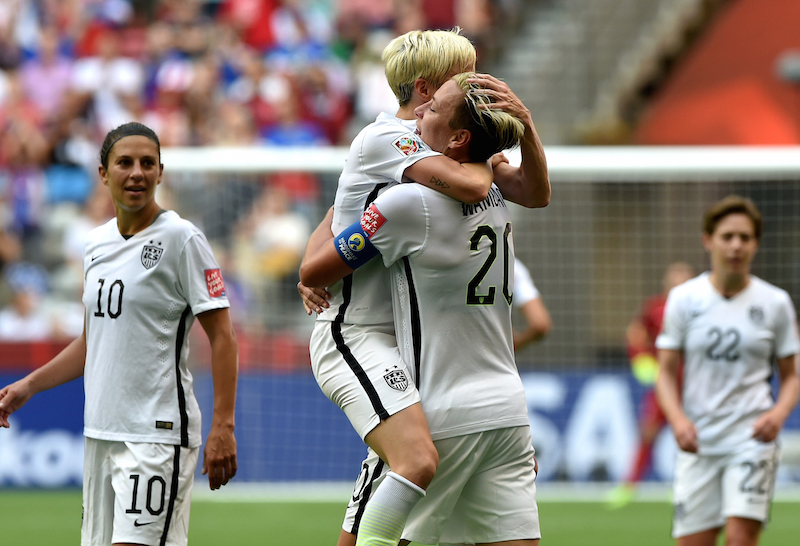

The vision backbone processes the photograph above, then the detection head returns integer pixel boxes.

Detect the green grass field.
[2,489,798,545]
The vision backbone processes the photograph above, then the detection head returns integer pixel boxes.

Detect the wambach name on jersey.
[462,186,506,217]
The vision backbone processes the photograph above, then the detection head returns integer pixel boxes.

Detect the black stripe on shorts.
[351,458,386,534]
[332,275,390,420]
[159,445,181,546]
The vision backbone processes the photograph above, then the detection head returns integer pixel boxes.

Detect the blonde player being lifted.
[0,122,238,546]
[302,72,542,546]
[298,29,548,546]
[656,195,799,546]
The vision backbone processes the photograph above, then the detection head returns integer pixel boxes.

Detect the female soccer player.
[299,29,548,546]
[656,195,799,546]
[0,122,238,546]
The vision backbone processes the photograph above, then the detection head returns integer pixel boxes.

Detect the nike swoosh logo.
[91,254,102,262]
[134,520,155,527]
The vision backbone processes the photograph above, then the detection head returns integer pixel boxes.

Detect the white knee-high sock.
[355,471,426,546]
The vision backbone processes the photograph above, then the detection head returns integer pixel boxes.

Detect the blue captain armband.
[335,221,379,269]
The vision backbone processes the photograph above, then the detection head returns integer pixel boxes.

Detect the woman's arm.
[752,354,799,442]
[298,206,359,289]
[404,157,493,204]
[655,348,697,453]
[513,298,552,352]
[468,74,550,208]
[197,308,238,490]
[0,328,87,428]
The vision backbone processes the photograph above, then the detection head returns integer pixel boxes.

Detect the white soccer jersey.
[656,272,800,454]
[82,211,229,447]
[317,113,440,325]
[362,183,530,440]
[513,258,540,308]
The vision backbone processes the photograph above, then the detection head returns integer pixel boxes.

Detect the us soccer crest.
[749,305,764,325]
[141,241,163,269]
[384,366,409,392]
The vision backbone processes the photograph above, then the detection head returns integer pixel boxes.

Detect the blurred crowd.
[0,0,518,356]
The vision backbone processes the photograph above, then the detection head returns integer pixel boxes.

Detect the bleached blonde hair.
[451,72,526,162]
[382,28,476,107]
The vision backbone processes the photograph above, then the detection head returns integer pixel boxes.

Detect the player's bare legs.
[677,528,721,546]
[337,529,357,546]
[334,406,436,546]
[350,402,437,546]
[724,517,761,546]
[364,403,438,489]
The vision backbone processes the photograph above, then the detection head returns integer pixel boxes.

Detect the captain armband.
[335,222,379,269]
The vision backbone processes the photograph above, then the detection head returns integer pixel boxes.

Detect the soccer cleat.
[606,484,636,510]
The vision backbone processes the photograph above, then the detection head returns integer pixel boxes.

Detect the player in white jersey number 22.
[656,195,799,546]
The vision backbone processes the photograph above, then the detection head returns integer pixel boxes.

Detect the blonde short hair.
[382,28,476,107]
[450,72,525,162]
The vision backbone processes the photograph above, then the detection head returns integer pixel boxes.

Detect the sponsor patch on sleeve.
[205,269,226,298]
[391,134,422,156]
[361,204,387,237]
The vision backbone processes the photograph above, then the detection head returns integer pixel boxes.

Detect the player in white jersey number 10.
[0,122,238,546]
[655,195,799,546]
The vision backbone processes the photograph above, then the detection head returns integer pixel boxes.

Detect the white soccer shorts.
[403,425,540,545]
[341,427,540,544]
[82,438,199,546]
[342,447,388,534]
[672,440,779,538]
[310,320,420,440]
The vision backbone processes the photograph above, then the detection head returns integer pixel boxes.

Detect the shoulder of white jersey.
[514,258,536,288]
[749,274,785,293]
[357,114,409,138]
[748,275,794,304]
[670,271,708,298]
[359,119,434,158]
[152,210,205,241]
[88,217,118,238]
[514,257,531,278]
[374,181,428,208]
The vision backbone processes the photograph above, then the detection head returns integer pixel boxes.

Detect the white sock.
[355,471,425,546]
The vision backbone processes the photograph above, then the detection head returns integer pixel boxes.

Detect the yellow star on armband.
[631,353,659,385]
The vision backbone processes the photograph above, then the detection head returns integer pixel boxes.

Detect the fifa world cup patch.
[205,269,226,297]
[384,366,409,391]
[361,204,387,237]
[392,134,421,156]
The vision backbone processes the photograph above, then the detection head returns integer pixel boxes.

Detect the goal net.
[160,145,800,486]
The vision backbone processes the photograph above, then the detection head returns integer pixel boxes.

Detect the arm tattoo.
[428,176,450,189]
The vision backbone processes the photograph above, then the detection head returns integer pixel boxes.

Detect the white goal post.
[159,145,800,486]
[162,145,800,180]
[162,144,800,370]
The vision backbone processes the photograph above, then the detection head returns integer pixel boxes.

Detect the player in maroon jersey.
[608,262,695,508]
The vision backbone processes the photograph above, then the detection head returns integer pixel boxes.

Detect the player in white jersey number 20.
[656,195,799,546]
[299,29,548,546]
[0,122,238,546]
[302,73,541,546]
